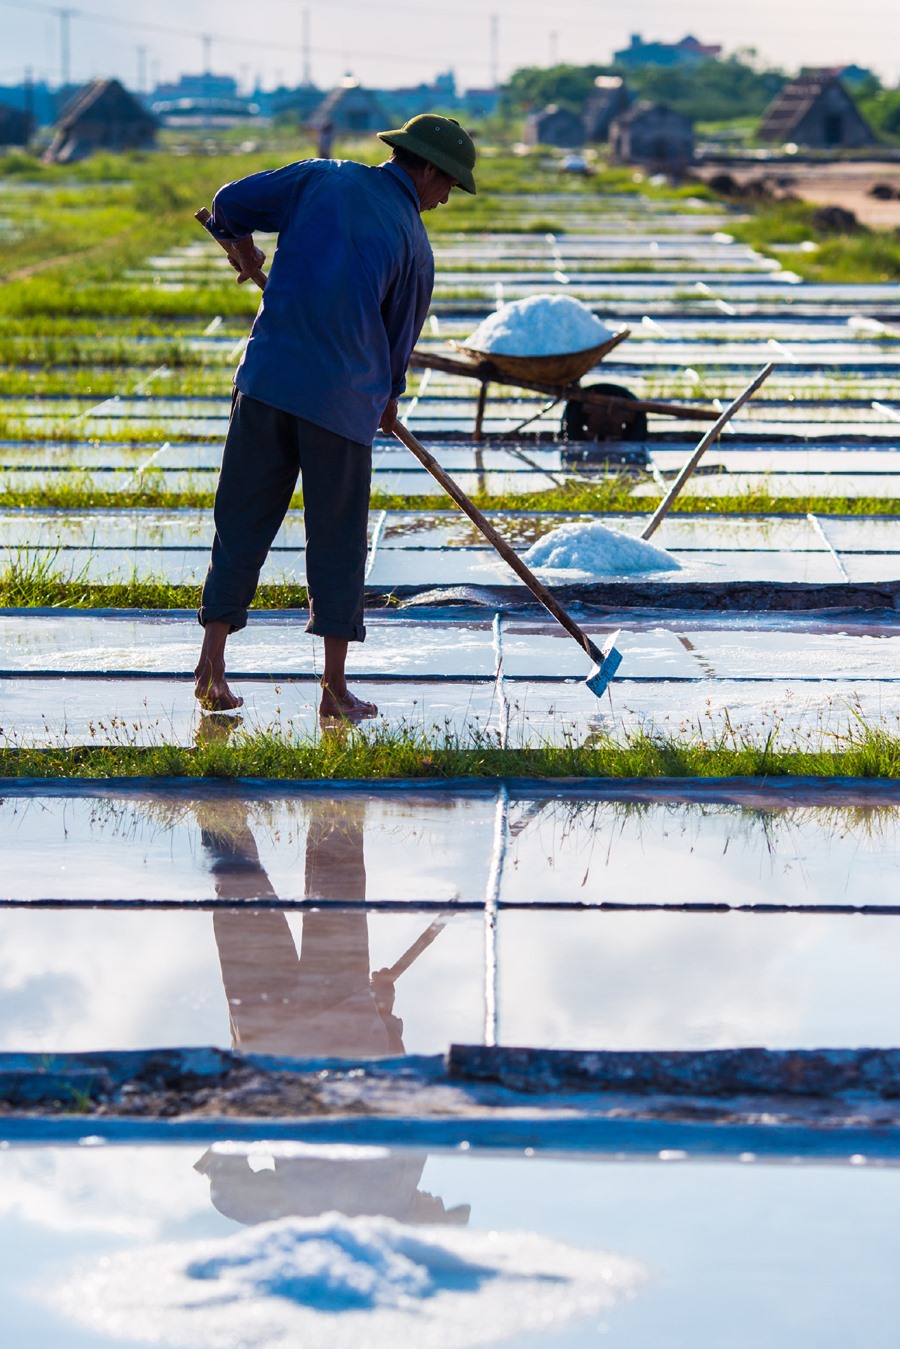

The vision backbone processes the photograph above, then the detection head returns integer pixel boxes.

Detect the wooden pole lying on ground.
[640,362,776,540]
[392,419,621,697]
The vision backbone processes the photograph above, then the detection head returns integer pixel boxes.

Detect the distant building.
[582,76,630,143]
[758,70,877,148]
[0,101,34,146]
[311,78,388,133]
[459,87,499,119]
[524,104,585,148]
[43,78,157,162]
[0,81,55,128]
[613,33,722,69]
[609,101,694,168]
[268,86,323,122]
[153,72,239,102]
[838,65,876,87]
[151,96,259,127]
[380,71,457,123]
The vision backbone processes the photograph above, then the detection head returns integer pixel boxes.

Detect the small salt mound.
[465,294,613,356]
[523,521,680,576]
[184,1216,481,1311]
[55,1213,646,1349]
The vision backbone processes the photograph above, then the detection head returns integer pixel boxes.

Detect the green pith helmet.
[378,113,477,195]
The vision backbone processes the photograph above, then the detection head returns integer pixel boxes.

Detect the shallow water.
[1,1143,897,1348]
[2,784,900,1055]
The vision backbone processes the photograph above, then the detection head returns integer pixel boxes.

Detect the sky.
[0,0,898,93]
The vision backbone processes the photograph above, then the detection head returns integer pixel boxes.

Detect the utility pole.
[490,12,498,90]
[136,45,147,95]
[549,31,558,65]
[302,8,312,87]
[24,66,34,131]
[55,7,75,91]
[201,33,212,133]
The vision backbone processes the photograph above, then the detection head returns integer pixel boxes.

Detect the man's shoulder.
[337,160,420,212]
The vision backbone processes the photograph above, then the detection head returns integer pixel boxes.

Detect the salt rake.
[392,420,622,698]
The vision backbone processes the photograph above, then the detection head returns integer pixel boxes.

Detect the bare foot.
[194,662,244,712]
[318,683,378,723]
[194,712,244,745]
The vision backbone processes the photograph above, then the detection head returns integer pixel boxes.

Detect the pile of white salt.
[464,294,613,356]
[523,520,681,576]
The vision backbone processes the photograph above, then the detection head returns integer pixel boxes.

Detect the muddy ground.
[700,160,900,229]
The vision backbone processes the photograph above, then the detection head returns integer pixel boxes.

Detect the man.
[193,114,477,719]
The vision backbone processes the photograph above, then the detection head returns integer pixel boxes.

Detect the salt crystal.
[465,294,613,357]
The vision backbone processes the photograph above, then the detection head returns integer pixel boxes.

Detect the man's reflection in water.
[205,799,399,1057]
[195,796,469,1227]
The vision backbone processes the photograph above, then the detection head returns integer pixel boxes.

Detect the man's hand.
[379,397,399,435]
[226,235,266,286]
[370,968,396,1016]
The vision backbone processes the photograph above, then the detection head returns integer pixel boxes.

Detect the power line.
[0,0,502,71]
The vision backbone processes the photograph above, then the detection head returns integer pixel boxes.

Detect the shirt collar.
[381,159,421,210]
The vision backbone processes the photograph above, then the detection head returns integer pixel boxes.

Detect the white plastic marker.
[195,205,621,697]
[641,362,776,540]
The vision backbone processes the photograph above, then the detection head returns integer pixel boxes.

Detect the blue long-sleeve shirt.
[208,158,434,446]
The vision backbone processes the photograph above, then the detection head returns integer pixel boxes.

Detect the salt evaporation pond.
[523,520,681,577]
[56,1206,639,1347]
[4,1143,898,1349]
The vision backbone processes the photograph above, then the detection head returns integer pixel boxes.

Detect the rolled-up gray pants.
[198,391,371,640]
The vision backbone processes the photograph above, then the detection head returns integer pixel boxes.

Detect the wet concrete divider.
[0,1045,899,1160]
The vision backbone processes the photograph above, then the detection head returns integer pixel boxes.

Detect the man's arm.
[378,397,399,434]
[206,160,314,245]
[380,241,435,432]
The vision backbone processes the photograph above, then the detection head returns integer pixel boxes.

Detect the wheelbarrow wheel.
[563,383,648,442]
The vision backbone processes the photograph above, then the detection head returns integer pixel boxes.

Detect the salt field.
[2,1144,898,1349]
[2,151,899,1349]
[1,781,900,1059]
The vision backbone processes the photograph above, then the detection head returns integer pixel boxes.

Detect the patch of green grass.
[729,199,900,283]
[0,551,308,610]
[2,720,900,780]
[0,479,897,518]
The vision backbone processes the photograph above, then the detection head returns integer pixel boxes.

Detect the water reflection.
[201,799,402,1057]
[194,1142,469,1227]
[196,797,469,1227]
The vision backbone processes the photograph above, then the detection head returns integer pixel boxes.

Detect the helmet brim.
[378,128,477,195]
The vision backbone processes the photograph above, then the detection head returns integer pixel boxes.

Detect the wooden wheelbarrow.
[408,332,721,442]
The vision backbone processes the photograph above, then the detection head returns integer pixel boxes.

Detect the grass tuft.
[0,551,308,610]
[2,720,900,780]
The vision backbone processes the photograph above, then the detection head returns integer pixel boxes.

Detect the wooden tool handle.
[194,207,268,291]
[384,918,449,981]
[393,420,602,664]
[640,362,776,540]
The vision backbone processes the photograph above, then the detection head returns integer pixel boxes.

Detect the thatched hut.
[0,102,34,147]
[582,76,630,143]
[609,102,694,168]
[523,104,585,148]
[758,70,876,149]
[311,79,387,134]
[44,78,156,162]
